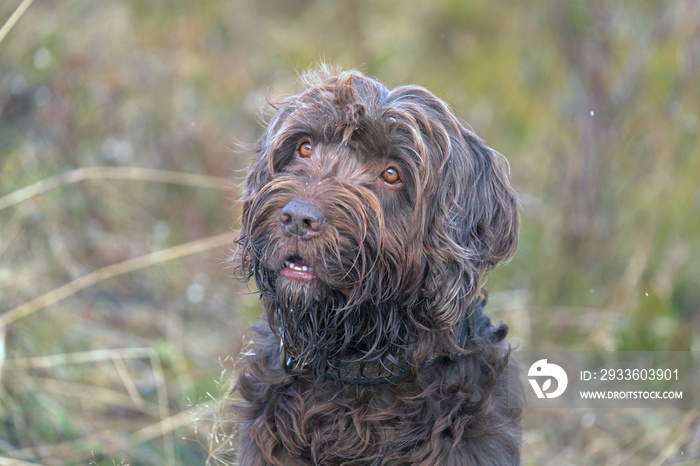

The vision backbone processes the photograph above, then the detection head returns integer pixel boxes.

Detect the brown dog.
[233,67,522,465]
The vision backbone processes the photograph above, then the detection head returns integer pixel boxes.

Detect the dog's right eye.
[296,139,313,158]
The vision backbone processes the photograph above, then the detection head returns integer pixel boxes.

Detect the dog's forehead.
[282,105,417,161]
[296,141,384,180]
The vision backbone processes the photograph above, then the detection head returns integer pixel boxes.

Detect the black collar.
[280,300,478,385]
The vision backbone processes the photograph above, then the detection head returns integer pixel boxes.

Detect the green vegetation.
[1,0,698,464]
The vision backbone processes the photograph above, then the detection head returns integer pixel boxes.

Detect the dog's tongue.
[281,256,315,281]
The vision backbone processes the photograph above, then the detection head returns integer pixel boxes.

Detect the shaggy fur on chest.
[235,300,521,465]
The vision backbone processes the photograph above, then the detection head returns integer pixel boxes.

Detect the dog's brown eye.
[297,139,313,157]
[382,167,400,184]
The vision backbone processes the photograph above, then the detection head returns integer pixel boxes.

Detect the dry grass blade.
[113,356,146,409]
[0,230,237,327]
[0,456,45,465]
[0,207,25,259]
[197,371,239,466]
[25,376,161,417]
[5,347,158,368]
[648,408,698,466]
[0,166,233,212]
[0,0,34,46]
[130,408,200,445]
[8,430,124,463]
[204,391,239,466]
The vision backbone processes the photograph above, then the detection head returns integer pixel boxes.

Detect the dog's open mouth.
[280,255,315,282]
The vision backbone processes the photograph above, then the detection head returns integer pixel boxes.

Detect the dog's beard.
[274,276,347,371]
[256,264,414,379]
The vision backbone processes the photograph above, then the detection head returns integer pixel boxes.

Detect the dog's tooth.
[283,259,312,274]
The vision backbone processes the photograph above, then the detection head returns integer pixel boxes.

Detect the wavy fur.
[233,67,522,465]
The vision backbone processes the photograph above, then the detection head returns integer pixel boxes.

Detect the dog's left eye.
[381,167,400,184]
[296,139,313,158]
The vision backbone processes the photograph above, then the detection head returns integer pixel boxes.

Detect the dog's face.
[237,69,518,371]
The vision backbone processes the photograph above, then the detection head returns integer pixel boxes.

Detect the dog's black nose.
[280,199,325,239]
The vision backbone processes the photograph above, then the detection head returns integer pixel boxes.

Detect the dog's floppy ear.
[419,109,519,329]
[458,129,519,273]
[243,102,298,198]
[236,101,298,283]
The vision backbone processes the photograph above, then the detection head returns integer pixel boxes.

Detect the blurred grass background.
[1,0,699,464]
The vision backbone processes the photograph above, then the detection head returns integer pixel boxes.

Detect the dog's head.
[237,68,518,369]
